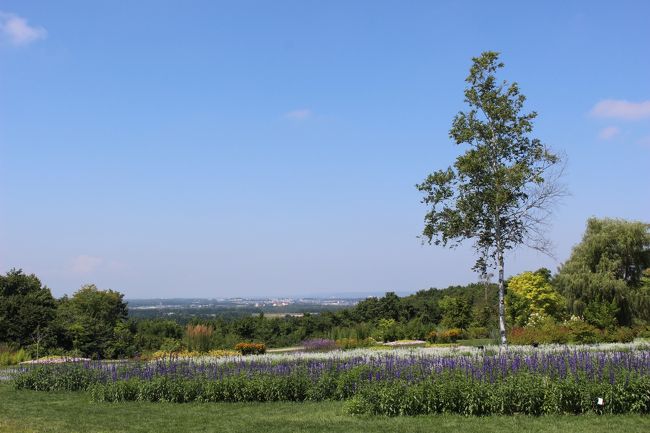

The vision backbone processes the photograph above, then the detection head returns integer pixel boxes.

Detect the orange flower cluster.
[234,342,266,355]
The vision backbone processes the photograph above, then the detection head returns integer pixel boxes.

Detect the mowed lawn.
[1,384,649,433]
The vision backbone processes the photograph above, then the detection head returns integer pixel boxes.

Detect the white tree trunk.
[498,250,507,345]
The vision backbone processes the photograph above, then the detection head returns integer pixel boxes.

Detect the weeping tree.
[417,52,564,344]
[554,217,650,326]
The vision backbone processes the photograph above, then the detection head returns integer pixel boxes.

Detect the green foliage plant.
[0,346,29,366]
[335,338,375,350]
[347,373,650,416]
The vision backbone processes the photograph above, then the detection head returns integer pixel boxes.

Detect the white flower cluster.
[187,341,650,365]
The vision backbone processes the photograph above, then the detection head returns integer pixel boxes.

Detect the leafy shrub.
[605,327,635,343]
[437,328,463,343]
[234,343,266,355]
[509,322,571,345]
[507,322,641,345]
[509,327,545,345]
[426,329,465,344]
[466,326,489,339]
[566,320,602,344]
[542,324,571,344]
[376,318,400,342]
[637,326,650,339]
[159,338,184,353]
[335,338,375,350]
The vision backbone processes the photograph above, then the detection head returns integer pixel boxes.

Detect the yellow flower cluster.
[149,349,240,360]
[206,349,239,358]
[150,350,200,359]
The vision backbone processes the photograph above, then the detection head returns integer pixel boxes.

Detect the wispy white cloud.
[70,255,104,274]
[0,12,47,46]
[598,126,620,140]
[590,99,650,120]
[284,109,312,120]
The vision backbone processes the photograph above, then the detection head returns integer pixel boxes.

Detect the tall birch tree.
[417,51,564,344]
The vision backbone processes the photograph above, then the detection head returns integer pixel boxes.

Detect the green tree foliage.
[353,292,404,322]
[55,284,128,358]
[0,269,57,348]
[133,319,184,352]
[555,218,650,326]
[438,296,472,329]
[635,268,650,321]
[376,318,399,342]
[417,52,563,343]
[106,321,137,359]
[505,269,565,326]
[582,300,619,330]
[377,292,402,321]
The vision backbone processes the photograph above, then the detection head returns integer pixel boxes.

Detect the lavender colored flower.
[301,338,337,352]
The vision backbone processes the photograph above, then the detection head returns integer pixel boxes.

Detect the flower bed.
[347,372,650,416]
[12,343,650,415]
[382,340,426,347]
[20,356,91,365]
[147,350,239,360]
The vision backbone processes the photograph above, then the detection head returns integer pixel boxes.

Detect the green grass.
[1,384,649,433]
[456,338,495,346]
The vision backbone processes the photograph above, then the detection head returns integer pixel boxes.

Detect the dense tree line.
[1,217,648,360]
[0,275,132,359]
[0,269,500,359]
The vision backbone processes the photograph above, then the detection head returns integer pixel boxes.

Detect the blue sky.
[1,1,649,298]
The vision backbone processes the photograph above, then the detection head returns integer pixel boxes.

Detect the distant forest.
[128,301,352,321]
[1,217,649,361]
